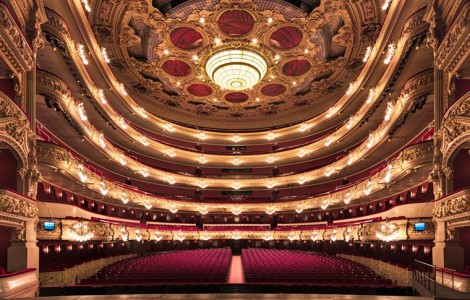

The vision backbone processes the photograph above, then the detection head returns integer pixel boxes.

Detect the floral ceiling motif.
[92,0,382,129]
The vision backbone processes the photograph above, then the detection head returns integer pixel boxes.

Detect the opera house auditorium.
[0,0,469,299]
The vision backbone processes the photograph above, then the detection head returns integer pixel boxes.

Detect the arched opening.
[0,146,20,191]
[0,226,12,274]
[459,226,470,274]
[452,147,470,191]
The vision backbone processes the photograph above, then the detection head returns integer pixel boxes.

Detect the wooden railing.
[39,254,136,287]
[338,254,412,286]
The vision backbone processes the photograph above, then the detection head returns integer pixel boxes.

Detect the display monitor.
[43,221,55,231]
[414,222,426,232]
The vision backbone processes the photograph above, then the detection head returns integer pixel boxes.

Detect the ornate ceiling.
[91,0,382,130]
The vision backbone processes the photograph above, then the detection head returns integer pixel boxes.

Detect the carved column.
[7,219,39,273]
[25,68,36,132]
[432,220,464,270]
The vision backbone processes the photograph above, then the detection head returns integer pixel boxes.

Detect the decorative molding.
[0,189,38,220]
[0,3,34,87]
[48,0,427,133]
[440,91,470,167]
[0,91,34,171]
[435,2,470,71]
[37,140,433,213]
[433,189,470,220]
[34,68,433,180]
[37,217,434,242]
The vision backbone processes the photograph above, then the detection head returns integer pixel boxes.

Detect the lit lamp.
[69,218,94,242]
[205,49,268,91]
[376,218,400,242]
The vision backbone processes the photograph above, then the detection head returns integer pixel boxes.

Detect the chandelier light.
[344,191,351,204]
[384,164,394,183]
[139,107,148,118]
[266,132,276,141]
[346,117,354,129]
[78,164,87,183]
[366,88,375,104]
[77,103,88,121]
[100,47,110,63]
[288,231,297,241]
[346,83,354,95]
[384,102,394,121]
[120,227,128,241]
[70,218,94,242]
[80,0,91,12]
[311,231,319,241]
[263,232,273,241]
[232,134,241,143]
[99,181,108,195]
[175,230,185,242]
[232,207,242,215]
[197,179,208,189]
[119,117,128,129]
[135,229,143,242]
[98,89,107,104]
[77,44,89,65]
[231,231,242,240]
[297,175,308,185]
[196,132,207,140]
[266,155,276,164]
[169,204,178,213]
[266,206,276,215]
[299,123,310,132]
[363,46,372,62]
[384,43,396,64]
[376,219,400,242]
[199,206,209,215]
[119,83,127,96]
[121,192,129,204]
[98,133,106,148]
[144,201,152,210]
[297,148,309,158]
[205,49,268,91]
[330,229,337,242]
[119,153,127,166]
[200,232,211,240]
[265,180,276,189]
[232,181,242,190]
[154,231,163,241]
[140,167,149,178]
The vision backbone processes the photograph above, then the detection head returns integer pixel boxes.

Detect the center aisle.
[228,256,245,284]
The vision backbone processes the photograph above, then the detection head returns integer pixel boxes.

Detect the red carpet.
[228,255,245,284]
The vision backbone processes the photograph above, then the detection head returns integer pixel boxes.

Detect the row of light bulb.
[74,42,398,167]
[69,10,402,188]
[75,91,398,192]
[70,20,398,147]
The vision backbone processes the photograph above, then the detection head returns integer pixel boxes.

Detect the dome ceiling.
[91,0,383,130]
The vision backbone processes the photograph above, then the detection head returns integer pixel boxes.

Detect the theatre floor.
[28,294,433,300]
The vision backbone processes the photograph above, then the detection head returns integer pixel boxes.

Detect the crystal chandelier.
[376,219,400,242]
[205,49,268,91]
[69,218,94,242]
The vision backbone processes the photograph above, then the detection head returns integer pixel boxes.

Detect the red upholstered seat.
[241,249,392,286]
[80,248,231,285]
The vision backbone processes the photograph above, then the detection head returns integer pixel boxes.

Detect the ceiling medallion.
[205,48,268,91]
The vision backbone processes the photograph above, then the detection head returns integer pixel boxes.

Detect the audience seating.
[242,249,392,285]
[81,248,231,285]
